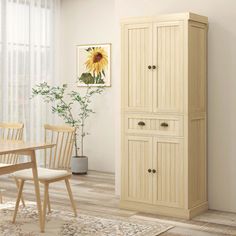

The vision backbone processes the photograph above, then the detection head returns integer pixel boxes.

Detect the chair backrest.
[0,122,24,164]
[44,124,75,170]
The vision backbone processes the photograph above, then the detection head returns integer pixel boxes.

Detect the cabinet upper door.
[122,23,153,112]
[153,21,184,113]
[152,137,184,208]
[123,136,153,204]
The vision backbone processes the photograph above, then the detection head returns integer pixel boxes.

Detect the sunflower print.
[85,47,108,75]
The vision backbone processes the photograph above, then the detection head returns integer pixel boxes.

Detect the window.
[0,0,60,163]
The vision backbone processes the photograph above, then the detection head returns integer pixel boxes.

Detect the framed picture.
[76,43,111,86]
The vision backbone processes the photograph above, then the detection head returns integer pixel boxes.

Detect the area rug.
[0,202,173,236]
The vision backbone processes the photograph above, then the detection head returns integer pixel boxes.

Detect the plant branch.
[32,82,104,158]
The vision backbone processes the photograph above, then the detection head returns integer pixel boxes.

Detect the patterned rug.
[0,202,173,236]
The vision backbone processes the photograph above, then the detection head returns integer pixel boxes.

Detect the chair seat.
[0,163,11,167]
[13,167,71,181]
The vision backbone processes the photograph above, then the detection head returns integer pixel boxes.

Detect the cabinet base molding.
[120,200,208,220]
[189,202,209,219]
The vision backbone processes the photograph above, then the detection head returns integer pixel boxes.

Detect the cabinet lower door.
[124,136,153,204]
[153,137,184,207]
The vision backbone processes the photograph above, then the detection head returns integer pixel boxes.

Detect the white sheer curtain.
[0,0,60,156]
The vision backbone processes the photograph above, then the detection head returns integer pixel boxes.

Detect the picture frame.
[76,43,111,87]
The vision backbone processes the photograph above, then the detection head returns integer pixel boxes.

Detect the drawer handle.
[160,122,168,127]
[138,121,145,126]
[152,169,156,174]
[148,169,152,173]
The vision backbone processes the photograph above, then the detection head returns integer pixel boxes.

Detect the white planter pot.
[71,156,88,175]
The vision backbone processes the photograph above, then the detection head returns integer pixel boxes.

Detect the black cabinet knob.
[148,65,152,69]
[152,65,156,69]
[152,169,156,173]
[148,169,152,173]
[160,122,168,127]
[138,121,145,126]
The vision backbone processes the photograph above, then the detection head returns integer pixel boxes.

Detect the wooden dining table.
[0,141,55,233]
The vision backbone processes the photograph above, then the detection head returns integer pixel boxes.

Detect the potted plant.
[32,81,103,174]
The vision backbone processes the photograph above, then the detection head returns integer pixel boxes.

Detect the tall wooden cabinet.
[120,12,208,219]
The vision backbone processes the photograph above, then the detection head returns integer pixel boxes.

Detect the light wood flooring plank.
[0,170,236,235]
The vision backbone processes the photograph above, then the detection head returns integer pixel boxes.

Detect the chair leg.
[42,183,49,231]
[13,180,25,223]
[0,191,2,204]
[47,192,51,213]
[65,178,77,217]
[14,178,26,207]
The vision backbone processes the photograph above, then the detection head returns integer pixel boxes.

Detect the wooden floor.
[1,171,236,236]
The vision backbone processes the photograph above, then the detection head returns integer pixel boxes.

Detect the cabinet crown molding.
[121,12,208,25]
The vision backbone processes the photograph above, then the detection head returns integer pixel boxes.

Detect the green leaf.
[79,73,95,84]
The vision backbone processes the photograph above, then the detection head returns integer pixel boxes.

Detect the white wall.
[60,0,116,173]
[61,0,236,212]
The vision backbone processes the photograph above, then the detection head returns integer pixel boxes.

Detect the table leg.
[30,150,44,232]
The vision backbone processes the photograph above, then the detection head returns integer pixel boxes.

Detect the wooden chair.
[0,123,24,204]
[0,122,24,164]
[13,124,77,225]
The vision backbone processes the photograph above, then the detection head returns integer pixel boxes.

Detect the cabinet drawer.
[125,115,183,136]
